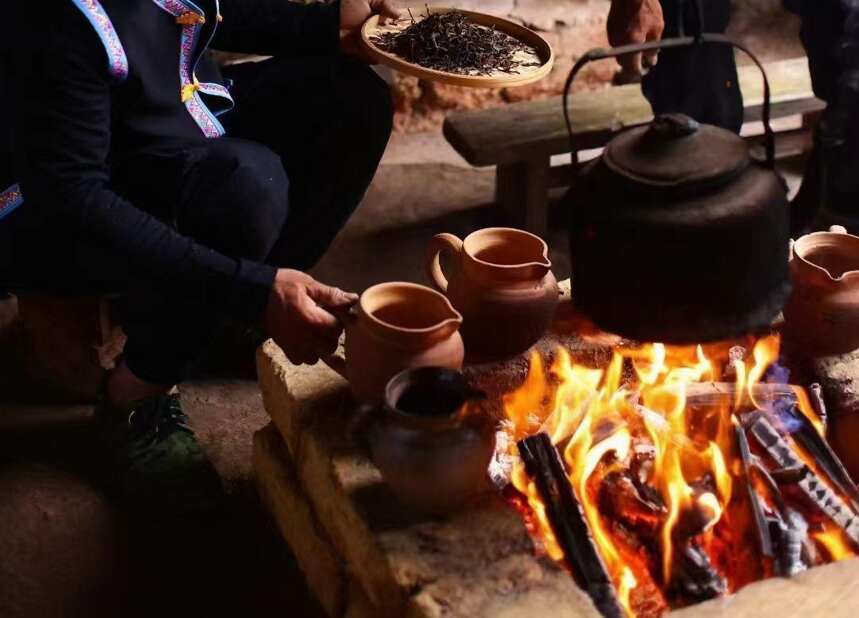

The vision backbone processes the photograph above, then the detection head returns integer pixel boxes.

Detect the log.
[518,433,624,618]
[745,413,859,547]
[599,471,664,537]
[736,425,776,561]
[782,402,859,514]
[669,542,727,604]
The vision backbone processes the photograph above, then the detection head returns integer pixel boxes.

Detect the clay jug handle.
[426,233,464,293]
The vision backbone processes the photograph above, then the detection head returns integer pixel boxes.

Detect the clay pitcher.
[784,225,859,356]
[326,282,465,403]
[425,227,559,361]
[367,367,496,515]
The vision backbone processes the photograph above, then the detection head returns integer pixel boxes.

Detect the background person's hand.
[262,269,359,365]
[340,0,401,58]
[607,0,664,75]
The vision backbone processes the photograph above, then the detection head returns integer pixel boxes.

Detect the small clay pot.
[425,227,560,361]
[785,226,859,356]
[325,282,465,403]
[367,367,496,515]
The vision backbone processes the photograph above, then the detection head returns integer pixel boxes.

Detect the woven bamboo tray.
[360,6,554,88]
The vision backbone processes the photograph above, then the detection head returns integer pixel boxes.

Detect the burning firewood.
[770,507,810,577]
[736,424,776,561]
[779,399,859,513]
[518,433,625,618]
[668,541,727,604]
[599,471,666,537]
[744,412,859,547]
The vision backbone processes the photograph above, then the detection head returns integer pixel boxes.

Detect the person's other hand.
[340,0,401,58]
[262,269,359,365]
[607,0,664,75]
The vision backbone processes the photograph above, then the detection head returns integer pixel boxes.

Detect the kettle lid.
[603,113,749,189]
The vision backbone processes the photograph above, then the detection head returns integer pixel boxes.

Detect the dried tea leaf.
[372,10,540,77]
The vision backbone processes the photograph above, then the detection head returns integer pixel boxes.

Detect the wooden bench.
[443,57,826,236]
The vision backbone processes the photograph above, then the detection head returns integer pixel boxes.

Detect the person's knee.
[339,61,394,151]
[184,140,289,262]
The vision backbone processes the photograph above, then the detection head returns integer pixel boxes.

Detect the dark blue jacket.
[2,0,340,321]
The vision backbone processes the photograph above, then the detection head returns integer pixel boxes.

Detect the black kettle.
[563,34,791,344]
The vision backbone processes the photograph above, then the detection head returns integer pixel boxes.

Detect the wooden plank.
[444,57,824,167]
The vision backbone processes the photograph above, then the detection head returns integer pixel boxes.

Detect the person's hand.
[607,0,664,75]
[340,0,401,57]
[262,269,359,365]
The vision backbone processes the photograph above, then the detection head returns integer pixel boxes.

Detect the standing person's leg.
[788,0,859,232]
[223,55,393,271]
[642,0,743,132]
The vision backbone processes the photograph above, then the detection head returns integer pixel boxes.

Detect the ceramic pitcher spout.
[516,259,552,279]
[430,306,465,340]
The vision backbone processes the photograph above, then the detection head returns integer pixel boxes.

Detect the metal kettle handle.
[562,33,777,169]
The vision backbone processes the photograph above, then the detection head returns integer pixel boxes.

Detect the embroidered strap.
[0,184,24,221]
[152,0,232,137]
[69,0,129,82]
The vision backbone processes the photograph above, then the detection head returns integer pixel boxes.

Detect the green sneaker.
[97,390,224,517]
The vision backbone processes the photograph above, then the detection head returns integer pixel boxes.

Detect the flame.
[814,526,855,562]
[502,333,857,617]
[511,462,565,561]
[792,385,826,437]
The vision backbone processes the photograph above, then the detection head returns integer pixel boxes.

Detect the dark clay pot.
[367,367,496,515]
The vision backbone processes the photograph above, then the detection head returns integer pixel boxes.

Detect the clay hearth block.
[811,350,859,482]
[256,340,600,617]
[253,424,350,616]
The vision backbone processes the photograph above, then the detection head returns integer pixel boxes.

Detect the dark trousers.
[1,56,393,385]
[643,0,742,132]
[647,0,859,224]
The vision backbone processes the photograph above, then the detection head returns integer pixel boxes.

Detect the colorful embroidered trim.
[152,0,231,137]
[69,0,129,81]
[0,184,24,221]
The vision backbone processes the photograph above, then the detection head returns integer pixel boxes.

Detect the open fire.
[500,335,859,617]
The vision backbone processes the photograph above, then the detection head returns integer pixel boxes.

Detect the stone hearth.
[253,283,859,618]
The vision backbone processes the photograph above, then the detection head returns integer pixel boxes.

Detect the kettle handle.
[563,33,776,169]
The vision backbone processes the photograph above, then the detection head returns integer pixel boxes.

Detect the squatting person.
[0,0,399,512]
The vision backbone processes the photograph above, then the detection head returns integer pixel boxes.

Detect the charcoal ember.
[769,507,809,577]
[631,441,656,485]
[669,542,728,604]
[599,471,665,536]
[372,10,537,76]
